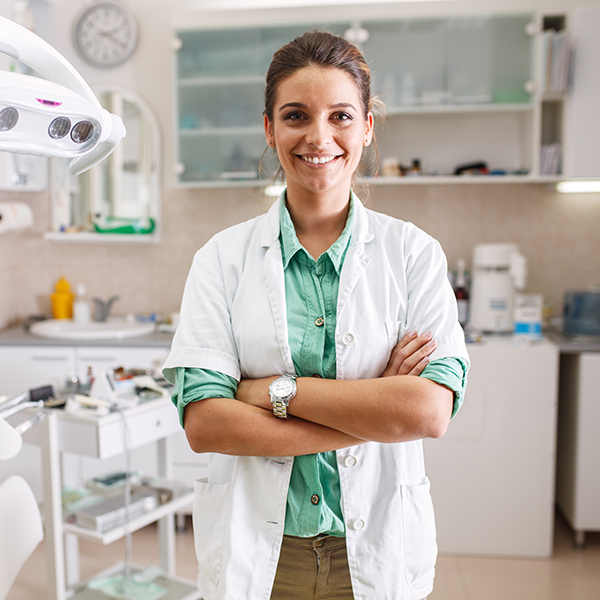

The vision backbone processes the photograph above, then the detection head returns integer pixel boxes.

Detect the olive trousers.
[270,534,354,599]
[270,534,429,600]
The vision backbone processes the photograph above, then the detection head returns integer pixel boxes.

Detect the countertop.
[0,325,174,348]
[545,329,600,353]
[1,324,598,353]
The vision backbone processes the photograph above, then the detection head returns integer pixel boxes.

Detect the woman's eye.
[333,112,353,122]
[283,111,305,121]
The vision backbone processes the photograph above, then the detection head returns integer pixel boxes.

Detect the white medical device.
[0,16,125,176]
[469,243,528,333]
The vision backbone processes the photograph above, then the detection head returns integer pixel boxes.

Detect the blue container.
[563,290,600,336]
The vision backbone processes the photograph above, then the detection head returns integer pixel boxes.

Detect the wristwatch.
[269,375,297,419]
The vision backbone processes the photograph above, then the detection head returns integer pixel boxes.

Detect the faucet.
[92,295,119,322]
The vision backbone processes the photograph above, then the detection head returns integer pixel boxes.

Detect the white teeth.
[302,155,335,164]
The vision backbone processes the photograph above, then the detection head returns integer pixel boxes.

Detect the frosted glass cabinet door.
[363,14,534,108]
[447,15,533,104]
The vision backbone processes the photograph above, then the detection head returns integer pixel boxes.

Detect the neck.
[285,186,351,260]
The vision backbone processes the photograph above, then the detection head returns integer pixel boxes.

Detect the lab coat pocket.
[193,479,231,589]
[401,478,437,587]
[385,320,408,351]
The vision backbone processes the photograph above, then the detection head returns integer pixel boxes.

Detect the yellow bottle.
[51,276,74,319]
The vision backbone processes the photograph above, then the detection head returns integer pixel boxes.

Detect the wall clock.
[73,2,138,68]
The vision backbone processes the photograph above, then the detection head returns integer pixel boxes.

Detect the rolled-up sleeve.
[420,357,469,418]
[171,366,237,428]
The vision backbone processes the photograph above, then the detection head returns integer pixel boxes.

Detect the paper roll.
[0,202,34,233]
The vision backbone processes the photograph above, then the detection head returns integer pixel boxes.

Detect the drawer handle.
[32,356,68,362]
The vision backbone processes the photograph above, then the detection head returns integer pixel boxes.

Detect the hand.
[235,376,277,411]
[381,330,436,378]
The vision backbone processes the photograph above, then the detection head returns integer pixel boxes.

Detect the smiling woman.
[163,30,469,600]
[264,66,373,225]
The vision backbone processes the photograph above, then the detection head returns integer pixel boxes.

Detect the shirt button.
[315,317,325,327]
[342,332,355,345]
[344,455,357,468]
[311,494,320,505]
[353,519,365,530]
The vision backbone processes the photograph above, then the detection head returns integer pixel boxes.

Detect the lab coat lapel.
[261,199,295,375]
[337,198,372,322]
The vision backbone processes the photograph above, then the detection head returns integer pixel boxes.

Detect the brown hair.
[264,30,373,120]
[262,30,380,185]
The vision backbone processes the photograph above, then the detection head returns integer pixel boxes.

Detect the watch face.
[74,3,138,68]
[272,378,294,399]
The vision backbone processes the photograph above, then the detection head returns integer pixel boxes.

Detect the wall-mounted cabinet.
[173,12,574,187]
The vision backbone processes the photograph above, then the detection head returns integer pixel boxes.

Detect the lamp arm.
[0,16,101,111]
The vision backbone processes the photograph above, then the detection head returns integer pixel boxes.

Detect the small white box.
[514,294,543,339]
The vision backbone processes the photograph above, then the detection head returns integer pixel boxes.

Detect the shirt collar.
[279,190,355,274]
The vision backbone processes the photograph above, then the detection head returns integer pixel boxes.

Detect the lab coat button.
[344,455,357,467]
[315,317,325,327]
[311,494,320,505]
[353,519,365,530]
[342,333,355,345]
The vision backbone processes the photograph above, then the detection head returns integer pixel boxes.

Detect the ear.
[264,114,275,148]
[363,112,374,147]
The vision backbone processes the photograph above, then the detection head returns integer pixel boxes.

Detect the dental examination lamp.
[0,16,125,176]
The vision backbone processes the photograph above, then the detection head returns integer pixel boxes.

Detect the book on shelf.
[542,29,574,94]
[540,142,561,175]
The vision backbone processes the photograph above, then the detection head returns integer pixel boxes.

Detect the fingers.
[381,330,437,377]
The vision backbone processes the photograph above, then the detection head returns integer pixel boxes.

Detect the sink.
[29,318,156,341]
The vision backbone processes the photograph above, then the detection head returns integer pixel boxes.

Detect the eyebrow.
[278,102,358,112]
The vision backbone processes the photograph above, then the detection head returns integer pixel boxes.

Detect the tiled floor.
[7,512,600,599]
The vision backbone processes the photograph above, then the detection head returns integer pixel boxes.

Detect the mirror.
[49,88,160,240]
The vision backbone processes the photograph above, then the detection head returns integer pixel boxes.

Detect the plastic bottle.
[51,276,74,319]
[73,283,91,323]
[454,259,470,326]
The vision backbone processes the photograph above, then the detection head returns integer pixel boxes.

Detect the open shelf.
[63,489,194,545]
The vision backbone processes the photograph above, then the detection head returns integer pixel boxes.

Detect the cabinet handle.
[32,355,68,362]
[79,356,117,362]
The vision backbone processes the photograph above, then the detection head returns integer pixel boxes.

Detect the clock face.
[74,3,138,68]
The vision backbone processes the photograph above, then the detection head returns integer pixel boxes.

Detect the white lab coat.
[163,196,469,600]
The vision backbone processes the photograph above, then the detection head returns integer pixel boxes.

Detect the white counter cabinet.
[555,352,600,549]
[423,336,559,558]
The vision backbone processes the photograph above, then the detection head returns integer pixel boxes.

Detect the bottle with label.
[73,283,91,323]
[454,259,470,326]
[50,276,74,319]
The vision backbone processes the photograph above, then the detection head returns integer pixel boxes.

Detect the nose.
[305,117,332,148]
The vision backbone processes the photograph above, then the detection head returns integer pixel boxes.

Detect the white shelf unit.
[172,12,575,187]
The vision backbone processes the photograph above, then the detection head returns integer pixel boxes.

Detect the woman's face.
[264,65,373,199]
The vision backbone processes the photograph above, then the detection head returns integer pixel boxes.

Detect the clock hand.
[97,29,127,49]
